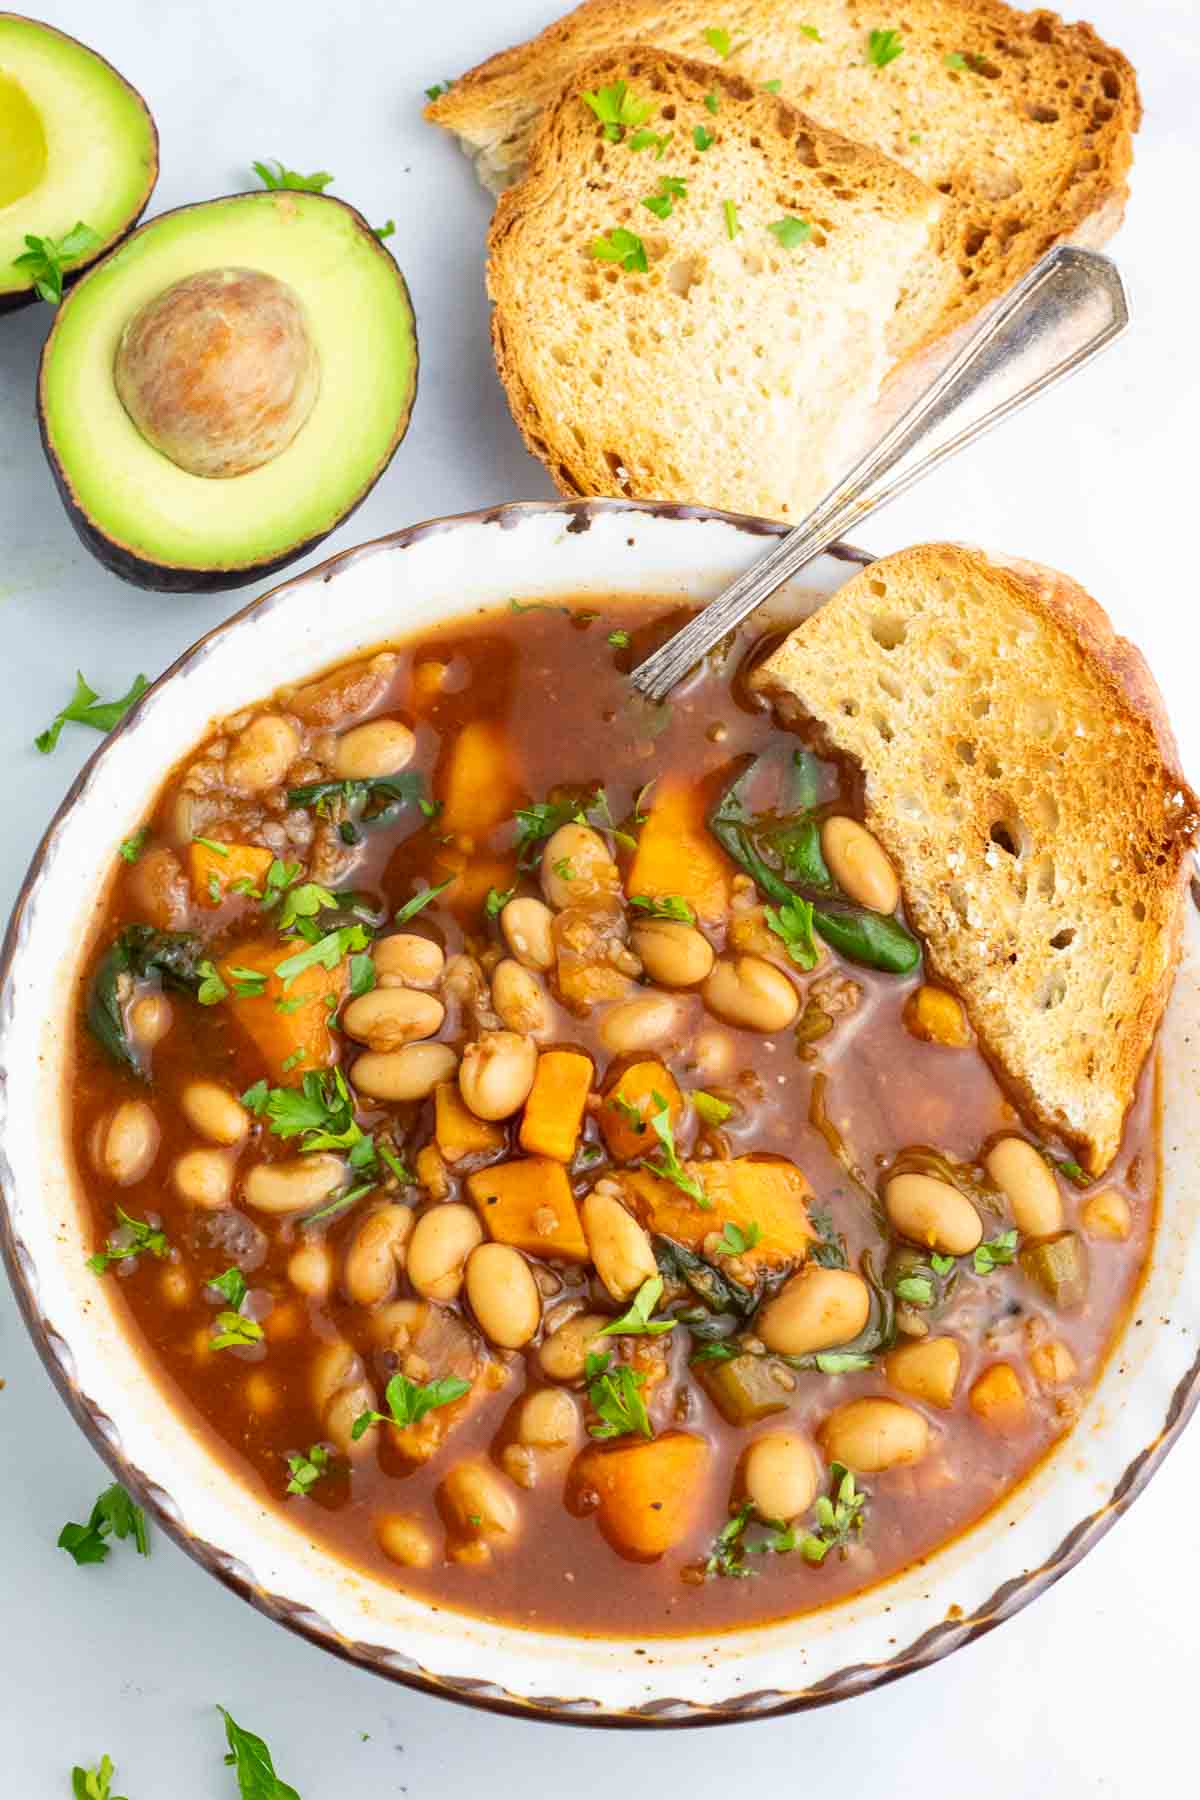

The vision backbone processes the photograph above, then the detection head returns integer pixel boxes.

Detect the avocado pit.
[113,266,320,478]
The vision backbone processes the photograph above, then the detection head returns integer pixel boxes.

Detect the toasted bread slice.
[751,545,1198,1175]
[487,47,946,521]
[429,0,1139,346]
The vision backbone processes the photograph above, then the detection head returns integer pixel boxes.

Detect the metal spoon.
[630,244,1129,703]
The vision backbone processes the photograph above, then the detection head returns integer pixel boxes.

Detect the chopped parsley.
[813,1350,874,1374]
[217,1707,301,1800]
[598,1275,676,1337]
[252,157,333,192]
[348,952,376,997]
[973,1229,1019,1276]
[242,1067,363,1154]
[646,1090,709,1205]
[764,892,820,968]
[607,629,631,648]
[227,965,269,997]
[693,124,715,150]
[723,199,741,239]
[373,219,396,241]
[590,227,648,272]
[716,1219,761,1256]
[71,1755,126,1800]
[275,879,337,933]
[285,1444,331,1496]
[378,1141,414,1187]
[485,884,517,918]
[425,79,453,100]
[894,1273,934,1306]
[704,91,720,113]
[629,127,672,156]
[581,79,654,141]
[705,1501,755,1578]
[691,1089,733,1127]
[762,78,782,92]
[118,827,150,864]
[629,892,695,922]
[15,220,101,304]
[585,1351,652,1439]
[351,1371,471,1439]
[801,23,822,39]
[211,1311,265,1351]
[799,1462,867,1562]
[552,857,575,881]
[87,1207,169,1276]
[867,28,904,67]
[208,1267,248,1309]
[768,216,812,248]
[642,173,688,219]
[274,921,370,988]
[58,1482,149,1566]
[196,960,230,1005]
[36,670,149,753]
[394,877,454,926]
[1055,1157,1092,1187]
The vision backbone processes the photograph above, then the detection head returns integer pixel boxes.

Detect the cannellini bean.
[243,1153,344,1214]
[224,715,299,793]
[373,933,445,989]
[702,956,799,1033]
[311,1339,375,1453]
[180,1079,248,1146]
[465,1243,541,1348]
[582,1190,657,1301]
[742,1432,820,1522]
[375,1512,436,1568]
[691,1027,736,1082]
[332,718,415,780]
[500,896,555,971]
[343,1206,414,1307]
[353,1042,458,1102]
[821,817,900,914]
[756,1267,871,1356]
[885,1171,983,1256]
[91,1100,160,1186]
[406,1203,483,1301]
[491,958,555,1037]
[287,1240,334,1300]
[1030,1338,1077,1388]
[631,919,715,988]
[458,1031,537,1120]
[1081,1188,1132,1241]
[172,1147,236,1209]
[819,1397,930,1472]
[515,1386,579,1449]
[129,992,173,1049]
[884,1336,961,1409]
[342,987,445,1050]
[598,990,690,1056]
[540,823,620,910]
[985,1137,1063,1238]
[160,1265,192,1307]
[440,1460,520,1538]
[537,1311,610,1382]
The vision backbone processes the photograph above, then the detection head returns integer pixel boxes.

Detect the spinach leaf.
[654,1236,758,1319]
[809,904,920,974]
[286,772,425,844]
[86,926,206,1073]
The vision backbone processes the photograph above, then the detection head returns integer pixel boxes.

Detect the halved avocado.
[0,14,158,313]
[37,191,418,591]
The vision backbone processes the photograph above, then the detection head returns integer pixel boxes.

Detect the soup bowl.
[2,498,1198,1725]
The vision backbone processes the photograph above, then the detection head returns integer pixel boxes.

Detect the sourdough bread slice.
[487,47,947,521]
[429,0,1139,347]
[751,545,1197,1175]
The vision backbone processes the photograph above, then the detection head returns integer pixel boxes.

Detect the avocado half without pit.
[0,13,158,312]
[37,191,418,590]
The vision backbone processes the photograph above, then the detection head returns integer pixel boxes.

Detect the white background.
[1,0,1196,1790]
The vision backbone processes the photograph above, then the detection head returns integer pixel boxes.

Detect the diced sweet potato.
[430,845,517,916]
[466,1156,589,1261]
[552,899,634,1012]
[218,936,344,1083]
[574,1433,710,1558]
[621,1157,815,1275]
[438,720,522,838]
[626,777,731,925]
[435,1082,507,1163]
[969,1362,1027,1432]
[598,1061,683,1161]
[188,840,274,909]
[519,1049,593,1161]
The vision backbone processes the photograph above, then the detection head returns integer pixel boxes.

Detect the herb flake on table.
[217,1707,301,1800]
[252,158,333,193]
[71,1755,127,1800]
[36,671,149,753]
[58,1483,149,1566]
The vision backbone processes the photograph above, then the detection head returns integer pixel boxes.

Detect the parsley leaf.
[394,877,454,926]
[717,1219,761,1256]
[704,91,720,113]
[930,1251,956,1275]
[693,124,715,150]
[351,1371,471,1439]
[348,952,376,998]
[973,1229,1019,1276]
[425,79,453,100]
[590,227,648,272]
[196,960,229,1005]
[598,1275,676,1337]
[768,216,812,248]
[274,922,369,988]
[252,157,334,193]
[373,219,396,241]
[211,1311,265,1351]
[801,23,822,39]
[585,1351,652,1438]
[607,629,631,648]
[87,1207,169,1276]
[813,1350,874,1374]
[276,879,337,934]
[894,1273,934,1306]
[646,1090,709,1205]
[944,50,967,68]
[723,199,741,239]
[118,827,150,864]
[208,1267,248,1309]
[629,892,695,923]
[691,1089,733,1127]
[764,892,819,969]
[703,26,750,58]
[581,80,654,141]
[71,1755,127,1800]
[642,173,688,219]
[248,1067,363,1154]
[799,1462,867,1563]
[629,128,672,156]
[58,1483,149,1566]
[285,1444,330,1496]
[36,671,149,754]
[705,1501,756,1578]
[485,884,517,919]
[14,221,101,304]
[867,27,904,67]
[218,1707,301,1800]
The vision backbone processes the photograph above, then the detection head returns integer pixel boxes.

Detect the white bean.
[243,1153,345,1214]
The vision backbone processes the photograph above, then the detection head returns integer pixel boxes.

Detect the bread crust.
[752,545,1197,1174]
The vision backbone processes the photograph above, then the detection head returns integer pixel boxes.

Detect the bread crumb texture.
[487,46,945,520]
[753,545,1197,1175]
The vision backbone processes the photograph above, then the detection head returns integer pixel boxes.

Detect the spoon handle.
[630,244,1130,703]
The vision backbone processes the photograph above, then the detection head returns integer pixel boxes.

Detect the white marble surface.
[1,0,1196,1788]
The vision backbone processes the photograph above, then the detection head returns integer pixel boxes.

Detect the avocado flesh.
[39,191,418,591]
[0,15,157,307]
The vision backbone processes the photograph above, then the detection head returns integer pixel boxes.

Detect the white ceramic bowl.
[2,499,1198,1726]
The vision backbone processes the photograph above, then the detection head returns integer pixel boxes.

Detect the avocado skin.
[1,15,159,315]
[35,194,419,592]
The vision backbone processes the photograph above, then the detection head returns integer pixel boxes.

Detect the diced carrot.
[188,841,274,909]
[969,1362,1027,1432]
[435,1082,507,1163]
[466,1157,589,1261]
[519,1050,593,1161]
[438,720,522,838]
[621,1156,815,1274]
[575,1433,710,1559]
[598,1060,683,1161]
[625,776,732,925]
[217,936,345,1083]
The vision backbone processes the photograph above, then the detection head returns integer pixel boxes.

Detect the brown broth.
[69,596,1157,1636]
